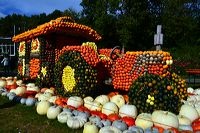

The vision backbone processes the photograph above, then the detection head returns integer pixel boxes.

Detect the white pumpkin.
[194,89,200,95]
[15,86,26,95]
[1,91,8,96]
[67,96,83,108]
[16,80,23,86]
[102,102,118,115]
[187,87,194,94]
[94,95,109,105]
[99,126,122,133]
[26,83,35,87]
[36,101,51,115]
[195,106,200,116]
[83,122,99,133]
[0,80,6,87]
[110,94,125,108]
[179,104,199,122]
[26,98,36,106]
[119,104,137,118]
[47,106,61,119]
[9,89,16,94]
[45,89,54,94]
[6,80,14,85]
[27,86,39,92]
[135,113,153,130]
[38,92,52,101]
[48,96,59,103]
[90,101,102,111]
[20,98,27,104]
[177,115,192,125]
[152,110,179,129]
[57,111,73,123]
[84,96,94,109]
[67,115,87,129]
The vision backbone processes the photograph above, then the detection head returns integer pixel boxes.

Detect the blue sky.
[0,0,82,18]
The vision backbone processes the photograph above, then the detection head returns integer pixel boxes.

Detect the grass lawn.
[0,96,83,133]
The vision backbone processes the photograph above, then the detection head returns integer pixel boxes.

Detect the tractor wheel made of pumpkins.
[54,45,111,98]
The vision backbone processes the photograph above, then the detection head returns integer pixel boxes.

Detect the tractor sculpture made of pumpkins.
[52,43,187,114]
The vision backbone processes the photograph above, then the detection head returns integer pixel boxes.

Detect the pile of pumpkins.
[0,76,200,132]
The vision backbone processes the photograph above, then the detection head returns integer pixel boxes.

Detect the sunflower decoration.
[62,66,76,92]
[41,66,47,77]
[19,41,25,57]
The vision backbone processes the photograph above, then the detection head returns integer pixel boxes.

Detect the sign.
[154,25,163,50]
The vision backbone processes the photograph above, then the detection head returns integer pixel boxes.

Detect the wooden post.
[154,25,163,50]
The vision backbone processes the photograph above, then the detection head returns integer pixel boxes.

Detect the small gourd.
[128,126,144,133]
[36,101,51,115]
[26,97,36,106]
[94,95,109,105]
[179,104,199,122]
[99,126,122,133]
[112,120,128,131]
[135,113,153,130]
[57,111,72,123]
[89,115,101,124]
[102,102,119,115]
[47,105,61,119]
[20,98,27,104]
[67,96,83,108]
[83,122,99,133]
[67,115,87,129]
[119,104,137,118]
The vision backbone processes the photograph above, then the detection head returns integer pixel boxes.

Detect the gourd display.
[128,74,187,114]
[112,51,173,91]
[54,45,107,98]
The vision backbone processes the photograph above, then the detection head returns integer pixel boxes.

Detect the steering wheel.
[110,45,124,60]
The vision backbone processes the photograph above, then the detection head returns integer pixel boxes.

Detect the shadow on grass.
[0,100,17,109]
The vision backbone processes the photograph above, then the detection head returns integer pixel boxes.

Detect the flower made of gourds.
[41,67,47,77]
[62,66,76,92]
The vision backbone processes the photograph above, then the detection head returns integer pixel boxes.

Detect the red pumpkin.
[9,84,18,90]
[167,127,179,133]
[25,90,37,97]
[107,113,120,122]
[55,98,63,105]
[90,110,101,116]
[121,116,135,126]
[192,118,200,132]
[98,112,108,120]
[152,126,164,133]
[66,105,76,110]
[77,106,90,112]
[192,118,200,126]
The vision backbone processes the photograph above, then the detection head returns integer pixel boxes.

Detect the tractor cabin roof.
[12,16,102,43]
